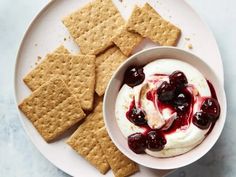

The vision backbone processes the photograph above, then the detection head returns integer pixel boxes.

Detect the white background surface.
[0,0,235,177]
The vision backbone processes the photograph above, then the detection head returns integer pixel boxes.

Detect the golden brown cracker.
[63,0,118,39]
[48,54,96,110]
[127,4,181,46]
[112,27,143,56]
[63,0,125,55]
[96,127,139,177]
[19,78,85,142]
[67,98,110,174]
[23,45,69,91]
[24,53,96,111]
[95,46,126,96]
[142,3,160,16]
[69,55,96,111]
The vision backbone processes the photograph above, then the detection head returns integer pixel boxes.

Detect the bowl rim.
[103,46,227,170]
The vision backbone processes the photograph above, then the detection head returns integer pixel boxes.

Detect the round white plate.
[14,0,224,177]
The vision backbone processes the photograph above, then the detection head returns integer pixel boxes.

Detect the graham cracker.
[67,97,110,174]
[112,26,143,56]
[19,78,85,142]
[96,127,139,177]
[95,46,126,96]
[69,55,96,111]
[127,3,181,46]
[142,3,160,16]
[23,45,69,91]
[62,0,125,55]
[25,53,96,111]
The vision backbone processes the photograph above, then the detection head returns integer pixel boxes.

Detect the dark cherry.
[201,98,220,121]
[169,71,188,88]
[127,107,147,126]
[193,112,211,129]
[157,81,175,103]
[173,89,192,114]
[124,66,145,87]
[146,131,166,151]
[175,104,189,115]
[128,133,147,154]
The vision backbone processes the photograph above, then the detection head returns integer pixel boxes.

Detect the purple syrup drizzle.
[124,67,220,154]
[207,80,218,99]
[205,80,219,135]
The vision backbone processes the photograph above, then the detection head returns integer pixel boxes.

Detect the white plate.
[14,0,224,177]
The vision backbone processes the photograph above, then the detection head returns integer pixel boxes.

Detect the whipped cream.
[115,59,211,157]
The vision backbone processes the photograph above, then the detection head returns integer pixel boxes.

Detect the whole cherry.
[173,88,192,115]
[201,98,220,121]
[169,71,188,88]
[146,131,166,151]
[127,107,147,126]
[157,81,175,103]
[193,112,211,129]
[124,66,145,87]
[128,133,147,154]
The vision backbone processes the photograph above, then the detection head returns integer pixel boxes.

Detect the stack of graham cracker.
[19,0,181,176]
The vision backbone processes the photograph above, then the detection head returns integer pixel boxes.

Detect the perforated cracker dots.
[96,127,139,177]
[63,0,125,55]
[112,26,143,56]
[23,45,69,91]
[127,3,181,46]
[95,46,126,96]
[67,98,110,174]
[24,52,96,111]
[19,78,85,142]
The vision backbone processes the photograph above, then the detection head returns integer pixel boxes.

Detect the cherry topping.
[127,107,147,126]
[173,89,192,115]
[201,98,220,121]
[193,112,211,129]
[124,66,145,87]
[169,71,188,88]
[146,131,166,151]
[128,133,147,154]
[157,81,175,103]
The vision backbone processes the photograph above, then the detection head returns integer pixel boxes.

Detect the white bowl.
[103,47,226,170]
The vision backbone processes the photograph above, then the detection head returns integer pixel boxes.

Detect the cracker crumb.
[188,44,193,49]
[185,37,190,41]
[37,56,42,61]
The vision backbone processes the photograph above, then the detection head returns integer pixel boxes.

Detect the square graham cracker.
[96,127,139,177]
[62,0,125,55]
[69,55,96,110]
[112,27,143,56]
[25,53,96,111]
[142,3,161,16]
[18,78,85,142]
[23,45,69,91]
[95,46,126,96]
[127,3,181,46]
[67,97,110,174]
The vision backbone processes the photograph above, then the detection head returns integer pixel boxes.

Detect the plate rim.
[13,0,225,176]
